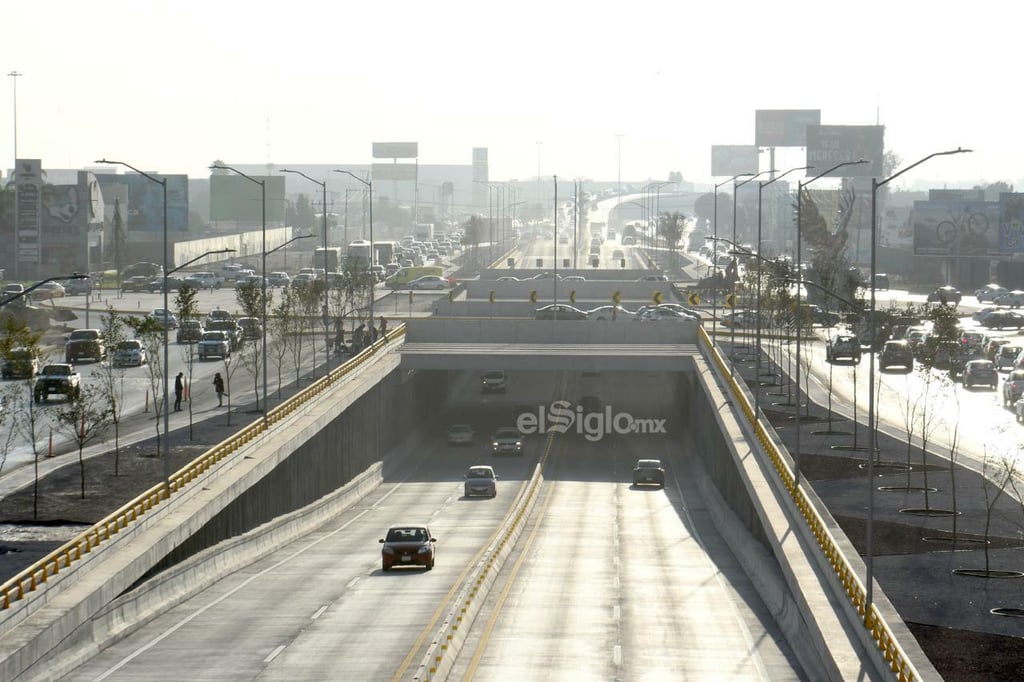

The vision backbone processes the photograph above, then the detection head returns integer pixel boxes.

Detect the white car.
[112,340,147,367]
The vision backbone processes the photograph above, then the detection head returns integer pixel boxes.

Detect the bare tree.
[126,316,167,457]
[14,387,44,520]
[174,285,201,439]
[219,353,243,427]
[95,305,129,475]
[270,286,298,398]
[0,385,19,475]
[56,384,113,498]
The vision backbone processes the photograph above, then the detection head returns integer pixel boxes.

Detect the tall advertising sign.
[15,158,42,278]
[805,125,884,177]
[754,110,821,147]
[372,142,418,159]
[710,145,759,176]
[998,193,1024,253]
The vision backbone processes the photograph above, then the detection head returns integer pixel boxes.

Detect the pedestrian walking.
[353,323,366,353]
[213,372,225,407]
[379,317,388,340]
[174,372,184,411]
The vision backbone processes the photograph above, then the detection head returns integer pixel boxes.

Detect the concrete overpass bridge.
[0,320,934,680]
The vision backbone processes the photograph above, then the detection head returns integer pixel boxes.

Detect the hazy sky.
[2,1,1017,190]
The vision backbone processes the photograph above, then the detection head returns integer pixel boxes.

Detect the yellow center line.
[463,423,562,680]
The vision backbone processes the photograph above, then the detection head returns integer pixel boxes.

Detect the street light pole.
[865,147,971,616]
[711,174,753,342]
[616,134,623,202]
[731,170,774,376]
[281,169,330,376]
[211,164,270,413]
[754,166,810,417]
[96,159,172,484]
[792,159,869,490]
[334,170,374,332]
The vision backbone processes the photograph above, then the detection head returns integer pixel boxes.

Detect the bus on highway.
[314,247,342,272]
[346,240,372,266]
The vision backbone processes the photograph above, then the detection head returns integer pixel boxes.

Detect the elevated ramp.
[399,318,700,371]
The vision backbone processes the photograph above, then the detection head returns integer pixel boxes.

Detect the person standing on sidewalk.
[174,372,185,411]
[213,372,225,407]
[379,317,388,341]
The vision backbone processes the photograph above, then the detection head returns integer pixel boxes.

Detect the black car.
[147,276,186,293]
[982,311,1024,330]
[826,333,861,363]
[963,359,998,389]
[926,286,962,304]
[632,459,666,488]
[879,340,913,372]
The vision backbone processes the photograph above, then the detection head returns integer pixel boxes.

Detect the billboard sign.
[998,193,1024,253]
[710,145,759,177]
[210,174,286,223]
[15,158,42,267]
[371,162,417,181]
[755,109,821,147]
[912,200,1002,257]
[805,125,884,177]
[372,142,418,159]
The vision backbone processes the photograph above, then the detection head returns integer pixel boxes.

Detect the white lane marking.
[264,645,286,663]
[311,605,329,620]
[346,576,361,589]
[613,644,622,666]
[92,481,407,680]
[612,605,620,622]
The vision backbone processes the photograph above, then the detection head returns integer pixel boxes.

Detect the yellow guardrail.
[697,326,919,682]
[0,325,407,612]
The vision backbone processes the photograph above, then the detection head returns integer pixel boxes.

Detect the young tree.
[220,353,243,427]
[13,387,45,520]
[657,211,687,270]
[174,285,201,438]
[56,384,112,498]
[126,316,167,457]
[95,305,129,475]
[270,286,298,398]
[0,385,19,475]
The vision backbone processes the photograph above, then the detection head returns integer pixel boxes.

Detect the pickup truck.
[65,329,106,363]
[34,364,81,403]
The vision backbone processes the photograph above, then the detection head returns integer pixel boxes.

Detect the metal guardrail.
[697,326,920,682]
[0,325,407,612]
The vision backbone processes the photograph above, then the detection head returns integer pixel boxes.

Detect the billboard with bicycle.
[912,200,1003,256]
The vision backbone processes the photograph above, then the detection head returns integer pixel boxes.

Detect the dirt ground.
[0,415,1021,678]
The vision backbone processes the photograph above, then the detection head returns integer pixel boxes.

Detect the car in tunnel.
[447,424,475,445]
[632,459,666,488]
[379,525,436,571]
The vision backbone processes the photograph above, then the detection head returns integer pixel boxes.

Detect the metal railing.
[697,325,919,682]
[0,325,406,611]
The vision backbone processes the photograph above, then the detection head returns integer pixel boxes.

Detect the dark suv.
[879,340,913,372]
[826,333,861,363]
[65,329,106,363]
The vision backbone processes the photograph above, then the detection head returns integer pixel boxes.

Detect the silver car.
[464,465,497,498]
[447,424,474,446]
